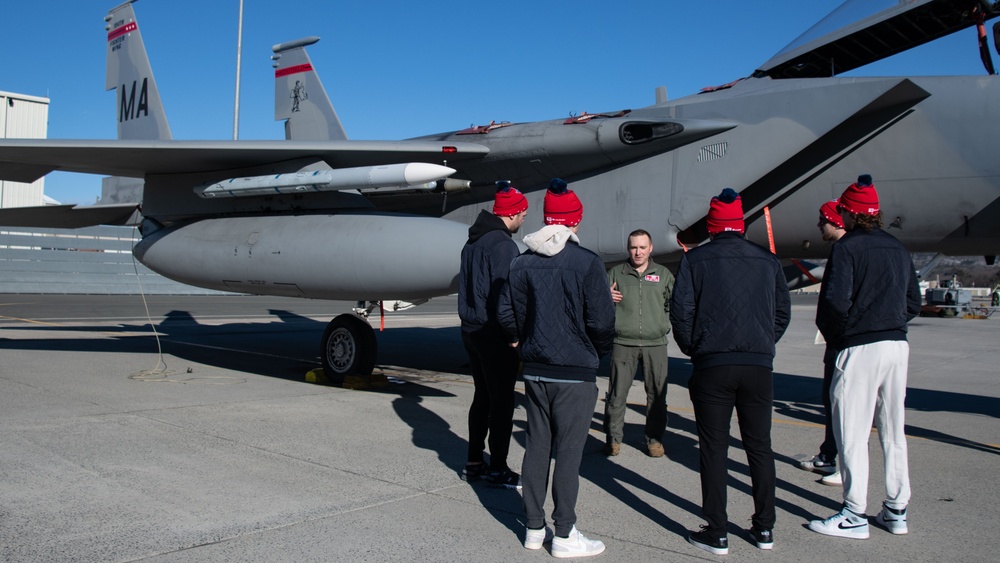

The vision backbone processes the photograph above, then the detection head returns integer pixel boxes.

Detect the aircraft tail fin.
[105,0,172,140]
[272,37,348,141]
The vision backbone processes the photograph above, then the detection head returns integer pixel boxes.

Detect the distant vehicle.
[926,278,973,316]
[1,0,999,382]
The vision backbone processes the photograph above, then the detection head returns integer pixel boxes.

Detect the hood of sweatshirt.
[522,225,579,257]
[466,209,511,244]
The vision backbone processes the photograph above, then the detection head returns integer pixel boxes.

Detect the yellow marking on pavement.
[0,315,64,327]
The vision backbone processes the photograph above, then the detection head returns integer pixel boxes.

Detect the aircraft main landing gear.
[320,313,377,385]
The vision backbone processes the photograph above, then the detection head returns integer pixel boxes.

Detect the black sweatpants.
[462,329,520,471]
[688,364,775,536]
[819,345,839,460]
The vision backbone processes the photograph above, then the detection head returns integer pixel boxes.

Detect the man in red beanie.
[818,200,846,242]
[458,180,528,489]
[799,201,847,485]
[810,175,921,539]
[670,188,790,555]
[499,178,614,557]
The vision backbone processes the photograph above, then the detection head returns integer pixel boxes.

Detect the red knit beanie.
[544,178,583,226]
[706,188,744,234]
[838,174,879,216]
[492,181,528,217]
[819,200,845,229]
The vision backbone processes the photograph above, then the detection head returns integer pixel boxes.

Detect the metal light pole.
[233,0,244,140]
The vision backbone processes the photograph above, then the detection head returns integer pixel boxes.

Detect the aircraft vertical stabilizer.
[105,0,172,141]
[272,37,349,141]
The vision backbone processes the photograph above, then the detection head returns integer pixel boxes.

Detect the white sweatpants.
[831,340,911,515]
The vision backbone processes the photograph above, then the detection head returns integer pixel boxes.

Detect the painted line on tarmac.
[166,338,314,363]
[628,402,1000,448]
[0,314,64,327]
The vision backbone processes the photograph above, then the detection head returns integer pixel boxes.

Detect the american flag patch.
[645,274,660,282]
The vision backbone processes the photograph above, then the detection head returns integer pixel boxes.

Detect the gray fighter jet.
[1,0,998,382]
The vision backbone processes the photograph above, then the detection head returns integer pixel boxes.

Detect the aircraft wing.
[759,0,1000,78]
[0,203,138,228]
[0,139,490,183]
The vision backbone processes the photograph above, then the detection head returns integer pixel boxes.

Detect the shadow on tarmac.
[599,363,849,538]
[1,308,467,380]
[391,393,525,542]
[4,309,997,479]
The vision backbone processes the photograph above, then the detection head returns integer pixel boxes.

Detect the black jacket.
[458,210,519,333]
[816,227,921,350]
[498,237,615,382]
[669,233,791,370]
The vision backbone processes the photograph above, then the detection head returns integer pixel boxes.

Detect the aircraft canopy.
[759,0,1000,78]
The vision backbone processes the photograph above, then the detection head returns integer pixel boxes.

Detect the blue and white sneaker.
[808,506,870,539]
[875,503,908,535]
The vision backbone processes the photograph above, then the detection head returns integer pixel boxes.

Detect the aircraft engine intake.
[133,213,467,300]
[619,121,684,145]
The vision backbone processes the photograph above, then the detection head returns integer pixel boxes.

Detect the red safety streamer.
[978,10,996,75]
[791,258,820,285]
[763,206,776,255]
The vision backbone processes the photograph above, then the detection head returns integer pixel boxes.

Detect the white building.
[0,90,49,208]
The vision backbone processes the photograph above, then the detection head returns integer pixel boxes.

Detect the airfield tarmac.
[0,293,997,562]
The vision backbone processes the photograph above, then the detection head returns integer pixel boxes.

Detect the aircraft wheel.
[321,314,377,384]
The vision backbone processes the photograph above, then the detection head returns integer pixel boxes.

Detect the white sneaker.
[551,526,606,558]
[875,504,908,535]
[799,454,837,475]
[808,506,870,539]
[524,526,552,550]
[820,470,842,486]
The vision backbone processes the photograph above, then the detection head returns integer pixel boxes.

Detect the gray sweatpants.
[603,343,669,446]
[522,378,598,537]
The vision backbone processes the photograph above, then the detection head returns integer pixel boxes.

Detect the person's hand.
[509,340,519,348]
[610,281,623,303]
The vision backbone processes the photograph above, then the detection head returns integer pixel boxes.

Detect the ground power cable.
[127,224,178,382]
[125,225,244,385]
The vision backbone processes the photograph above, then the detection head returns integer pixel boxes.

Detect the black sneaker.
[688,527,728,555]
[749,527,774,550]
[461,462,489,482]
[487,468,522,490]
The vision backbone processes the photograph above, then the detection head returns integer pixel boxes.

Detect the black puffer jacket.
[669,233,791,370]
[816,227,921,349]
[458,210,519,333]
[498,229,615,382]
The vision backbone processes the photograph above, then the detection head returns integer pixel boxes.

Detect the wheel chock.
[305,368,389,389]
[305,368,329,385]
[343,373,389,390]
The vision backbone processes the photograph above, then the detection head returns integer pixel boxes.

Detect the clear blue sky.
[4,0,995,205]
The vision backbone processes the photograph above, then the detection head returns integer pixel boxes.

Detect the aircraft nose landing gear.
[320,314,377,385]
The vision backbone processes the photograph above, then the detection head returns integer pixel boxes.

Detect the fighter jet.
[1,0,999,383]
